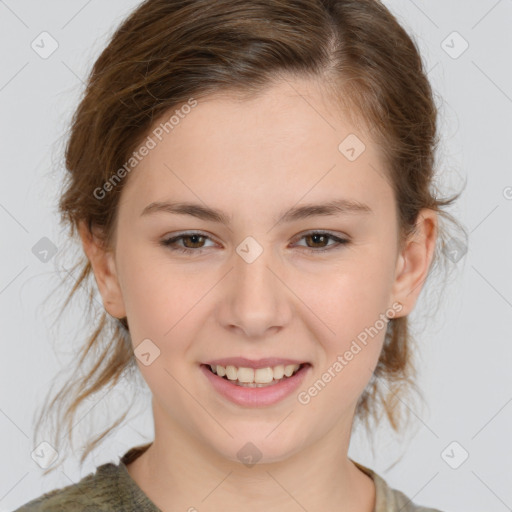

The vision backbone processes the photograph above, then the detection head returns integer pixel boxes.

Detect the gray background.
[1,1,511,511]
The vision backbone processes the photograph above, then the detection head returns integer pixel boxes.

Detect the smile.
[200,362,311,407]
[208,363,303,387]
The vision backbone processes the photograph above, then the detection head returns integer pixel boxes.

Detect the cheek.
[296,276,387,417]
[292,255,392,401]
[117,249,207,400]
[296,251,395,338]
[117,246,201,347]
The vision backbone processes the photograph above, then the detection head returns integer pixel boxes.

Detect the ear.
[390,209,438,317]
[78,220,126,320]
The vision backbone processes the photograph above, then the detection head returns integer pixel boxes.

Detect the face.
[82,77,436,465]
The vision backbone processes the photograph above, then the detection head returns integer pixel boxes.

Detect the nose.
[216,245,292,339]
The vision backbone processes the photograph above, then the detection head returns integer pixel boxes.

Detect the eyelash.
[160,231,350,255]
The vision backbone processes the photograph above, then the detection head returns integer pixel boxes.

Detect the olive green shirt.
[14,443,444,511]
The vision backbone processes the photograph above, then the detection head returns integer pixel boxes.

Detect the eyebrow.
[140,198,373,225]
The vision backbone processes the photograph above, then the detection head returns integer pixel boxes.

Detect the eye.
[160,232,216,254]
[293,231,350,253]
[160,231,350,255]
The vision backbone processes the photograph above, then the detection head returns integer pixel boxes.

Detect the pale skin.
[79,76,437,512]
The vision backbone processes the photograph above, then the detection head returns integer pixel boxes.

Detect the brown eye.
[161,232,215,254]
[294,232,350,253]
[160,231,350,256]
[178,234,207,249]
[304,233,331,249]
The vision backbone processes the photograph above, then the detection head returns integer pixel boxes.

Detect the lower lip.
[200,364,311,407]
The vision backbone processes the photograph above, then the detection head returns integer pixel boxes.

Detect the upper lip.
[203,357,308,369]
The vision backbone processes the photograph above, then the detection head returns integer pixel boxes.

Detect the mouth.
[204,362,308,387]
[199,361,311,407]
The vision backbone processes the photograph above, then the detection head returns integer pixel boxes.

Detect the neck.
[126,403,375,512]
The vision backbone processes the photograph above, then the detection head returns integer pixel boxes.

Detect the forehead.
[120,78,393,221]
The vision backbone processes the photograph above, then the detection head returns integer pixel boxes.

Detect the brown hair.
[35,0,466,475]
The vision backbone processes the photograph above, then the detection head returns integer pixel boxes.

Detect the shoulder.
[381,481,446,512]
[12,463,121,512]
[351,459,447,512]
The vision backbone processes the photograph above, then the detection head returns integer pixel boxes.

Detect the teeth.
[254,367,274,384]
[210,363,302,384]
[284,365,296,377]
[226,365,238,380]
[273,365,285,380]
[237,367,254,383]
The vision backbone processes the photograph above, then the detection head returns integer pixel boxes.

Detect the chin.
[205,426,308,467]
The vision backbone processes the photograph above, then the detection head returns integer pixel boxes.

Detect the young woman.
[15,0,464,510]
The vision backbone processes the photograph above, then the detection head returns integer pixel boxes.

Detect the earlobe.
[78,220,127,319]
[390,210,438,317]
